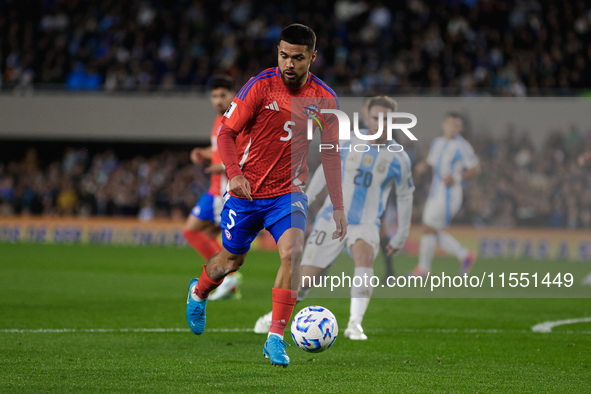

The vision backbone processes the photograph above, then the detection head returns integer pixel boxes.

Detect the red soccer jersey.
[208,115,225,196]
[220,67,343,209]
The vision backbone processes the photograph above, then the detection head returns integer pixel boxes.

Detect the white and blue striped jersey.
[309,139,414,228]
[426,135,478,199]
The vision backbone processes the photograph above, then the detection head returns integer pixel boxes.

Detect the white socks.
[349,267,374,326]
[418,232,469,272]
[417,234,437,272]
[438,231,469,261]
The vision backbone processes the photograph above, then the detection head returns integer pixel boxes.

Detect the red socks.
[195,265,223,299]
[269,288,298,336]
[183,229,222,261]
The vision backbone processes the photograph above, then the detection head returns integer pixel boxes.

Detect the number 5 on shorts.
[227,209,237,229]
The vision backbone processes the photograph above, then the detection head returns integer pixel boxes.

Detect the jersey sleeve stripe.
[310,76,340,109]
[238,74,274,101]
[237,71,274,100]
[237,69,276,100]
[236,77,253,99]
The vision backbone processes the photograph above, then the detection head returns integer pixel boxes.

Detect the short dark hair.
[278,24,316,51]
[446,111,463,120]
[367,96,398,112]
[210,75,233,91]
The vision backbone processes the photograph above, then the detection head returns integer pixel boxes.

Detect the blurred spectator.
[56,177,78,215]
[1,0,591,95]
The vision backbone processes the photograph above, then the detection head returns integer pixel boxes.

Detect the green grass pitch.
[1,243,590,392]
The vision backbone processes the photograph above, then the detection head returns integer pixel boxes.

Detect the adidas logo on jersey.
[264,101,280,111]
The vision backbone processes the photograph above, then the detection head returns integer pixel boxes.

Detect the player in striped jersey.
[254,96,415,340]
[411,113,480,276]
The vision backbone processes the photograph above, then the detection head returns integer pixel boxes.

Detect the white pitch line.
[0,328,252,334]
[531,317,591,333]
[0,327,589,335]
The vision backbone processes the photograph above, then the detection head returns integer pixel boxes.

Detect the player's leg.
[298,216,344,302]
[253,263,326,335]
[183,192,222,260]
[254,216,342,334]
[346,226,379,340]
[260,193,308,367]
[438,231,476,274]
[260,224,304,367]
[435,194,476,274]
[185,193,242,300]
[186,195,261,335]
[380,236,395,280]
[379,219,395,280]
[267,225,304,337]
[416,225,438,275]
[415,197,443,275]
[186,248,247,335]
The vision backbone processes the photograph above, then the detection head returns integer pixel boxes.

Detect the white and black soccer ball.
[290,306,338,353]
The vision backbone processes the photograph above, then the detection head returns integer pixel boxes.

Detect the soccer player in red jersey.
[184,76,233,260]
[183,75,243,300]
[185,24,347,367]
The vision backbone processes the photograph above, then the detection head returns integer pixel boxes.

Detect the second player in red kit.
[185,24,347,367]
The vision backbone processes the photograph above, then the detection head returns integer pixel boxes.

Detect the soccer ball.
[290,306,338,352]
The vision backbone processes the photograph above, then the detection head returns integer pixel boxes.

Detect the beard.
[280,69,306,88]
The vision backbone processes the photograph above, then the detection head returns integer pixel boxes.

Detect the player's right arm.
[190,147,212,164]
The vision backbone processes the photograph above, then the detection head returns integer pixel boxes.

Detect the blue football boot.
[186,279,207,335]
[263,335,290,368]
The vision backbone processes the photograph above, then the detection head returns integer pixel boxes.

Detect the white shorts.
[301,217,380,270]
[422,191,462,230]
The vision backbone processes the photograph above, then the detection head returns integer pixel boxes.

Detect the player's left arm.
[319,97,347,241]
[458,141,480,182]
[460,163,480,180]
[444,143,480,186]
[386,157,415,256]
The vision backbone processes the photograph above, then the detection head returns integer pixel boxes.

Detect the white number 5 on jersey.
[281,121,295,141]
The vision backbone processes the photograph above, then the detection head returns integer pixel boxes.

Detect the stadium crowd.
[1,0,591,95]
[0,147,209,220]
[1,126,591,229]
